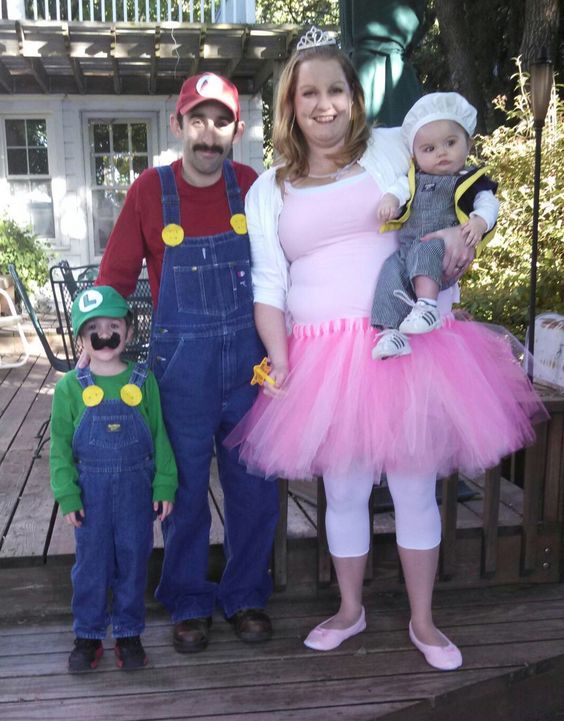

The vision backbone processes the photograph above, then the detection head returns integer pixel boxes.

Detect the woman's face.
[293,58,353,153]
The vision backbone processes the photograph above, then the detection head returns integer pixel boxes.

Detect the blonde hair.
[273,44,370,184]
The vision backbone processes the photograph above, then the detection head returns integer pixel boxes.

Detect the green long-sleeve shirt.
[50,362,178,516]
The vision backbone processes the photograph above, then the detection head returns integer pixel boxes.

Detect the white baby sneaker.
[372,329,412,360]
[399,300,441,335]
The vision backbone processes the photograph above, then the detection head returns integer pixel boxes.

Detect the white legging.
[323,468,441,557]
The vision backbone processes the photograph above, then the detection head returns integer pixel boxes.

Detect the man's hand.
[76,349,90,369]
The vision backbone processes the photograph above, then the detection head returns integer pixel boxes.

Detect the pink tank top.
[279,172,398,324]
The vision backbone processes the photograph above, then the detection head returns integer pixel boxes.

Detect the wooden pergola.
[0,21,301,95]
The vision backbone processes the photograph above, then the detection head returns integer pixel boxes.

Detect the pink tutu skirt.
[227,317,548,481]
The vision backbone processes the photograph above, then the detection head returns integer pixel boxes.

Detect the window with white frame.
[5,118,55,238]
[89,119,150,255]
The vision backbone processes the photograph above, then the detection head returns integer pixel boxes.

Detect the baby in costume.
[371,92,499,359]
[50,286,177,673]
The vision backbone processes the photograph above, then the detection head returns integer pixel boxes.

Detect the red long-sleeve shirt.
[96,159,258,307]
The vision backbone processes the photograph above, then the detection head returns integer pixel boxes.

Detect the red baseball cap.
[176,73,240,121]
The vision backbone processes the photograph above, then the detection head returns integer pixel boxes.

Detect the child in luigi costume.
[50,286,178,673]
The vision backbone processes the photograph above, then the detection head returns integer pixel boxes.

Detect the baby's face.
[412,119,471,175]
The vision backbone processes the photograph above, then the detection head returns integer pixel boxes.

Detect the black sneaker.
[68,638,103,673]
[114,636,148,670]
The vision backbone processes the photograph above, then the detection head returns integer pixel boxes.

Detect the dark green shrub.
[0,217,50,288]
[462,62,564,340]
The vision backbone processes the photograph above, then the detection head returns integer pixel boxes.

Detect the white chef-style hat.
[401,92,477,154]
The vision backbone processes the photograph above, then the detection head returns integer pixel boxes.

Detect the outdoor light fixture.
[527,49,553,378]
[530,49,553,126]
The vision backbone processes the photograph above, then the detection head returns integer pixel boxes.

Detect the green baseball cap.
[71,286,130,336]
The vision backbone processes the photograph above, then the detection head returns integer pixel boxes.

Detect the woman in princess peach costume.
[227,29,546,670]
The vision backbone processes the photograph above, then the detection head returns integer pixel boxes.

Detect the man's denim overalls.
[72,363,154,639]
[151,161,279,621]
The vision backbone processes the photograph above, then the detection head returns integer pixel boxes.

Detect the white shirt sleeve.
[470,190,499,231]
[360,127,411,190]
[246,171,288,311]
[385,174,411,206]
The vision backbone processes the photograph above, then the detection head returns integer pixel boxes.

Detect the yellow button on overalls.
[162,223,184,246]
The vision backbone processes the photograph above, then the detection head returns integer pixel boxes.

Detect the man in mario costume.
[96,72,279,652]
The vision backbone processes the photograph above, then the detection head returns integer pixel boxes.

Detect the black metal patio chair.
[8,263,73,374]
[49,260,153,364]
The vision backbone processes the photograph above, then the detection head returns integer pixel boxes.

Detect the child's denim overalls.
[151,161,279,621]
[71,363,154,639]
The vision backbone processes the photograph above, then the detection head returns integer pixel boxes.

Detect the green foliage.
[255,0,338,25]
[461,61,564,340]
[0,217,50,288]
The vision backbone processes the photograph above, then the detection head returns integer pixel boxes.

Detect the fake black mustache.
[90,332,121,350]
[194,143,223,155]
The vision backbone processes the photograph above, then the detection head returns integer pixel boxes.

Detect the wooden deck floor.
[1,353,564,720]
[0,574,563,721]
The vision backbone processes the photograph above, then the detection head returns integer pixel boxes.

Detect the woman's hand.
[254,304,289,399]
[262,362,289,399]
[421,225,475,281]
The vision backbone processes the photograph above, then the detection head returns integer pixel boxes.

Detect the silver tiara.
[296,26,337,52]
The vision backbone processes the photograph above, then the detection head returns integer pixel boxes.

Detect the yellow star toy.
[251,357,276,386]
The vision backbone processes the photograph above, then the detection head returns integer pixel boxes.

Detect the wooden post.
[522,420,548,573]
[481,464,501,577]
[272,478,288,591]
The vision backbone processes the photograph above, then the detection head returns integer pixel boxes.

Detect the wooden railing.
[2,0,255,23]
[272,392,564,592]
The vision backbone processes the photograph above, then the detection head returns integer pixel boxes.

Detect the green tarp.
[340,0,426,126]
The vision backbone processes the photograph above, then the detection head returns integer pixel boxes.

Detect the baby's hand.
[461,216,487,247]
[377,193,401,222]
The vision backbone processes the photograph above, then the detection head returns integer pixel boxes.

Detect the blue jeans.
[154,326,280,620]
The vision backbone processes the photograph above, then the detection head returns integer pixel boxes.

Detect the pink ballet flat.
[408,621,462,671]
[304,607,366,651]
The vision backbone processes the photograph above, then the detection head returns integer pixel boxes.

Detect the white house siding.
[1,92,264,268]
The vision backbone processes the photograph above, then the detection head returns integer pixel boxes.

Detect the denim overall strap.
[156,165,181,226]
[128,362,149,388]
[75,365,95,389]
[150,162,279,621]
[222,159,244,215]
[75,363,148,390]
[154,160,242,227]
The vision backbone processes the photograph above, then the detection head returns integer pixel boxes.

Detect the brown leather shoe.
[229,608,273,643]
[173,617,211,653]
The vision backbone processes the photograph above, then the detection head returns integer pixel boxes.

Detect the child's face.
[80,316,130,362]
[412,119,471,175]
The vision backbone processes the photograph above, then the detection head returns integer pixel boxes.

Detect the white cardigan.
[246,127,411,312]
